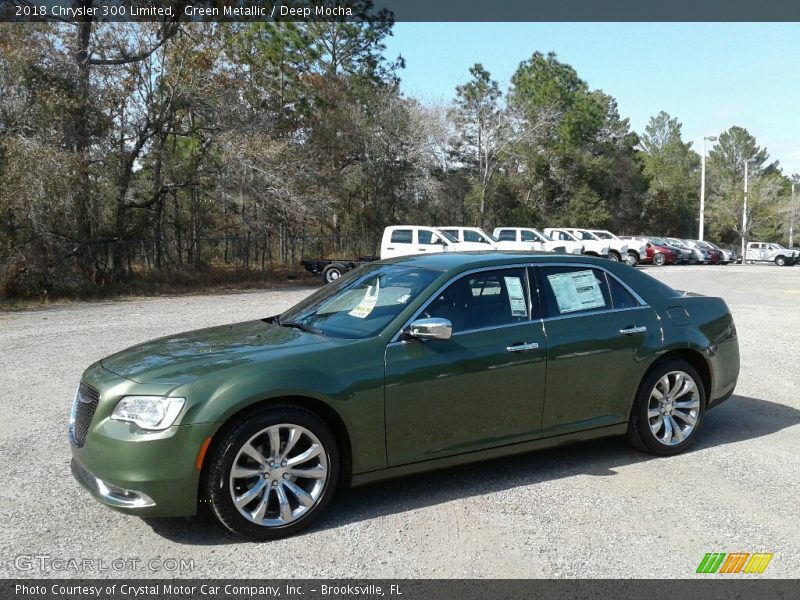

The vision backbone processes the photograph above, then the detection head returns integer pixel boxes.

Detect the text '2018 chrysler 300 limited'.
[69,252,740,540]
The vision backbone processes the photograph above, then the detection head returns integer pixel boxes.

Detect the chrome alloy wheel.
[229,424,329,527]
[647,371,700,446]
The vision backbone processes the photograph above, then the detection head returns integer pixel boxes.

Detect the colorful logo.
[696,552,773,574]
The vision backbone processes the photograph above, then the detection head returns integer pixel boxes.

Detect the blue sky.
[384,23,800,176]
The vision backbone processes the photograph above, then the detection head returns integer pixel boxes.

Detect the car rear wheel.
[652,253,666,266]
[627,359,705,456]
[204,406,339,540]
[323,263,345,284]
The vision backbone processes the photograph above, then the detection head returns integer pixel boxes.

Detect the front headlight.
[111,396,186,431]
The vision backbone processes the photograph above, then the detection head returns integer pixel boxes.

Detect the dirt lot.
[1,265,798,579]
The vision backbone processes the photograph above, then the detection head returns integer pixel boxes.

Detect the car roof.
[377,251,610,272]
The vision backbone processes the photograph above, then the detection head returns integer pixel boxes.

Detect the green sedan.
[69,252,740,540]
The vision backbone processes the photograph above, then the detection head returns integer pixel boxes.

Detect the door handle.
[386,247,395,250]
[619,326,647,335]
[506,342,539,352]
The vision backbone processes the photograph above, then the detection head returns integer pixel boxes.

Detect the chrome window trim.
[388,261,649,343]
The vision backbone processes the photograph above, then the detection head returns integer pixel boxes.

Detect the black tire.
[775,256,786,267]
[627,359,706,456]
[203,405,340,540]
[322,263,345,284]
[653,253,666,266]
[607,250,621,262]
[625,252,638,266]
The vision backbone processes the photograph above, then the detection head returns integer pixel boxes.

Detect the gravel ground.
[0,265,798,579]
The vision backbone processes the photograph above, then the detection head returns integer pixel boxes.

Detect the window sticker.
[547,270,606,314]
[504,276,528,317]
[348,279,381,319]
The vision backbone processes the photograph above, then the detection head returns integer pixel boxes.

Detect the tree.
[449,64,504,228]
[706,126,779,243]
[638,111,700,236]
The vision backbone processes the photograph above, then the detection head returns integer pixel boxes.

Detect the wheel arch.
[199,394,354,502]
[643,348,712,406]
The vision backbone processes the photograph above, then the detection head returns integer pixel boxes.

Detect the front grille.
[70,382,99,448]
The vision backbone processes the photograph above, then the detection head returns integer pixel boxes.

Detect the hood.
[101,320,337,385]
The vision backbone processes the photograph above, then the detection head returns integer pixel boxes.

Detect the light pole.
[791,183,797,248]
[741,158,756,263]
[699,135,717,241]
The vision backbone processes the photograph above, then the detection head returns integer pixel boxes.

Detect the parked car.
[544,228,610,258]
[745,242,798,266]
[588,230,645,266]
[439,226,522,251]
[647,236,692,264]
[492,227,584,254]
[681,240,712,264]
[700,241,733,265]
[70,252,740,540]
[380,226,486,260]
[620,236,677,266]
[563,228,629,263]
[664,238,701,265]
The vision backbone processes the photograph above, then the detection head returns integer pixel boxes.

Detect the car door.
[535,265,660,436]
[384,267,547,466]
[417,228,448,255]
[520,229,546,251]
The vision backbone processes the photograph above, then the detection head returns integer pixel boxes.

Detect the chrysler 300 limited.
[69,252,739,539]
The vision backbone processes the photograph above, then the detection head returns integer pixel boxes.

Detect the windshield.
[649,237,668,246]
[278,264,440,339]
[591,230,615,240]
[437,230,459,243]
[771,243,786,249]
[477,228,500,242]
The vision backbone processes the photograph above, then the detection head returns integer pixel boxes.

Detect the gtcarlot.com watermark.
[12,554,195,574]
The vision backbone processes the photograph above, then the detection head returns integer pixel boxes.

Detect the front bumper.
[70,419,219,517]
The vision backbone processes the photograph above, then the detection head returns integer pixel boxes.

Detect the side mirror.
[407,318,452,341]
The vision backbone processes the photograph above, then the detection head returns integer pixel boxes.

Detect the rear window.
[390,230,412,244]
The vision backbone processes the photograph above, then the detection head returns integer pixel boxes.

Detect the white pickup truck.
[439,226,524,251]
[587,229,643,266]
[745,242,798,266]
[380,226,487,260]
[544,228,610,259]
[492,227,583,254]
[562,228,629,263]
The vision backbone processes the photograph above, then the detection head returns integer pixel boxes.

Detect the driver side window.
[424,268,530,333]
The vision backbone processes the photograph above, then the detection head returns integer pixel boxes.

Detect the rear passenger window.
[497,230,516,241]
[539,267,611,317]
[390,230,412,244]
[606,275,640,309]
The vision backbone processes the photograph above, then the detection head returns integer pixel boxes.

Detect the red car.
[620,236,681,266]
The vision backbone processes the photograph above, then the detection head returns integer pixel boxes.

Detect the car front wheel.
[775,256,786,266]
[625,252,638,266]
[653,253,666,266]
[627,359,705,456]
[204,406,339,540]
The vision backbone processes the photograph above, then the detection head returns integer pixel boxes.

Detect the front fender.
[173,338,388,474]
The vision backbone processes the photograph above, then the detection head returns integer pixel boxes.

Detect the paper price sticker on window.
[504,276,528,317]
[348,280,380,319]
[547,270,606,314]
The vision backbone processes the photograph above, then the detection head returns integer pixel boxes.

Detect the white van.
[380,226,487,260]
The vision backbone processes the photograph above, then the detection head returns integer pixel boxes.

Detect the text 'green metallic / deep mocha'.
[69,252,739,540]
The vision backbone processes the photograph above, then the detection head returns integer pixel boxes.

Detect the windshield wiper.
[280,320,324,336]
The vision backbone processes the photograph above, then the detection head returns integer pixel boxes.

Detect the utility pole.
[791,183,797,248]
[741,158,756,263]
[699,135,717,241]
